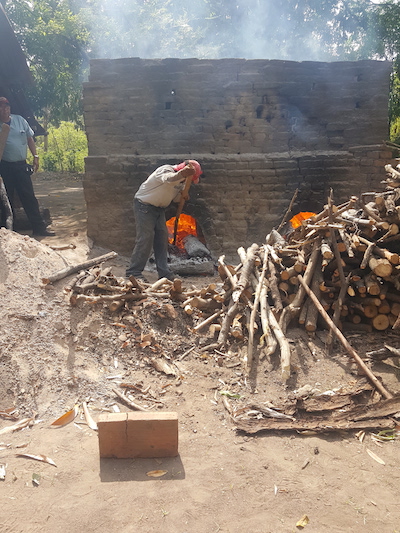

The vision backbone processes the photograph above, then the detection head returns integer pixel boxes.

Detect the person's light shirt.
[135,165,185,207]
[1,114,34,162]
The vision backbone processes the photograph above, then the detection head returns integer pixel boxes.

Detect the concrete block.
[98,412,178,458]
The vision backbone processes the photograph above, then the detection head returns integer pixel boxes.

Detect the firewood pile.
[42,163,400,402]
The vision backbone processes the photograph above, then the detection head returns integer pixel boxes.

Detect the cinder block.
[98,412,178,458]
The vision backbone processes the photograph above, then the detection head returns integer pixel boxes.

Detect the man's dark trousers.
[0,160,46,233]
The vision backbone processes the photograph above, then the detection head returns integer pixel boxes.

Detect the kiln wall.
[83,58,394,260]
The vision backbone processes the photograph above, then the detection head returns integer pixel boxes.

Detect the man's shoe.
[126,274,149,283]
[33,229,56,237]
[165,274,181,281]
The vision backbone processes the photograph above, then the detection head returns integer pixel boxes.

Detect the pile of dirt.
[0,228,199,416]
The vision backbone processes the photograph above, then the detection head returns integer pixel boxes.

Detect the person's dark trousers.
[126,198,174,280]
[0,160,46,233]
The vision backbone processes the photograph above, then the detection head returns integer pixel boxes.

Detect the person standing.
[0,96,55,236]
[126,159,202,281]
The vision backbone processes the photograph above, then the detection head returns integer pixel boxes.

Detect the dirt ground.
[0,172,400,533]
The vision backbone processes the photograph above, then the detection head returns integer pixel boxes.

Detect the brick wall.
[83,58,394,261]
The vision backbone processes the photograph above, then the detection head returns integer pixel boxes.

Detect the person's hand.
[32,155,39,172]
[178,163,195,179]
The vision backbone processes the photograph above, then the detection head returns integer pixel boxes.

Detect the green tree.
[4,0,89,125]
[36,121,88,172]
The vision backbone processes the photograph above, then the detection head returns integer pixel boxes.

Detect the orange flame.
[289,212,316,229]
[167,214,198,249]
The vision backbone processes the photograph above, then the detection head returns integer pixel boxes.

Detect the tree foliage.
[3,0,88,125]
[4,0,400,127]
[36,121,88,172]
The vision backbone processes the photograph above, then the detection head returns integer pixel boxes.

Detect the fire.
[290,212,316,229]
[166,213,198,249]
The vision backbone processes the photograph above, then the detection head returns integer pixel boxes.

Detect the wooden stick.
[173,174,192,245]
[218,255,237,288]
[360,243,375,270]
[111,387,148,411]
[326,273,351,352]
[328,191,346,287]
[358,236,400,265]
[217,244,258,347]
[42,251,118,284]
[298,275,392,399]
[259,285,277,360]
[246,246,269,373]
[76,292,146,304]
[193,309,224,332]
[261,286,291,382]
[276,188,298,232]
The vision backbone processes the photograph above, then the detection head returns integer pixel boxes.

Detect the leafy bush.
[36,121,88,173]
[390,117,400,146]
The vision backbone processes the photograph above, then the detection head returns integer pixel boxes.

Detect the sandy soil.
[0,172,399,533]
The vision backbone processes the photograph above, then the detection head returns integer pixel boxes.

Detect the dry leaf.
[0,464,6,480]
[0,408,18,420]
[146,470,167,478]
[296,514,310,528]
[50,406,78,427]
[0,417,33,436]
[17,453,57,467]
[139,340,152,348]
[82,402,98,431]
[366,448,385,465]
[151,358,178,376]
[355,430,365,443]
[32,473,41,486]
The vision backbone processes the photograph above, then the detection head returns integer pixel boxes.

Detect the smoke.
[79,0,374,62]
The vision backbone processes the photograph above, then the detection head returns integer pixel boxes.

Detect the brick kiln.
[83,58,394,262]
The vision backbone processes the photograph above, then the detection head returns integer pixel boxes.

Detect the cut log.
[231,314,244,339]
[364,273,381,296]
[390,302,400,316]
[358,236,400,265]
[321,240,334,260]
[363,305,378,319]
[280,266,298,281]
[368,256,393,278]
[42,251,118,284]
[209,323,221,336]
[371,314,390,331]
[193,309,223,332]
[378,299,390,314]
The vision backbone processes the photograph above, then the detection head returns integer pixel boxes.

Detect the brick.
[98,412,178,458]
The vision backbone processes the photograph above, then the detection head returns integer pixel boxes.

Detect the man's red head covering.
[173,159,202,184]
